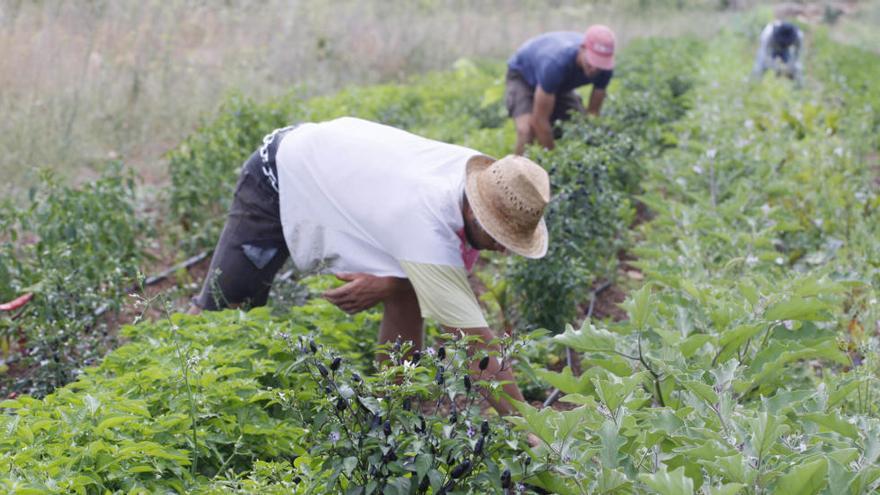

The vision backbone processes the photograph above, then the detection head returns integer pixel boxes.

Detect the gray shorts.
[504,69,585,122]
[193,150,290,310]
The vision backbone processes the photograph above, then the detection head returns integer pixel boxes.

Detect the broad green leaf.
[827,458,856,495]
[597,468,632,493]
[802,413,859,439]
[715,324,763,364]
[554,321,618,354]
[639,466,694,495]
[748,412,788,459]
[764,297,834,322]
[622,285,654,330]
[705,483,745,495]
[536,366,593,395]
[828,379,863,408]
[680,334,712,359]
[533,471,581,495]
[683,380,718,406]
[96,415,140,435]
[773,457,828,495]
[597,420,626,469]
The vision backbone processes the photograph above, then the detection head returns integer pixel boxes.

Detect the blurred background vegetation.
[0,0,784,194]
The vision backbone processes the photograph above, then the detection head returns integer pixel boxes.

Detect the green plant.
[0,164,145,397]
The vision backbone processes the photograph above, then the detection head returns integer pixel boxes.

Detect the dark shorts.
[193,148,290,310]
[504,69,585,122]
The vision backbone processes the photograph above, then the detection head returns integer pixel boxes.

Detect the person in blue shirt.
[505,25,616,154]
[752,20,804,86]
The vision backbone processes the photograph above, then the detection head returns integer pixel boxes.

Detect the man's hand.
[587,88,606,116]
[323,273,406,314]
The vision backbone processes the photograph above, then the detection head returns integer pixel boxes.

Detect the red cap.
[583,25,616,70]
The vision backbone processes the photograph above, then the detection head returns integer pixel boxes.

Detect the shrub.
[0,165,145,396]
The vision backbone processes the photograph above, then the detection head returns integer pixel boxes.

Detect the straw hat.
[465,154,550,259]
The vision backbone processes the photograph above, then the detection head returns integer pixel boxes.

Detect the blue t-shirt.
[508,32,613,94]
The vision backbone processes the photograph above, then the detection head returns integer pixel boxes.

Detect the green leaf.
[764,297,834,322]
[705,483,745,495]
[683,380,718,406]
[536,366,593,395]
[623,285,654,330]
[597,420,626,469]
[773,457,828,495]
[639,466,694,495]
[827,458,856,495]
[748,412,788,459]
[554,321,618,354]
[96,415,140,435]
[716,324,763,364]
[680,334,712,358]
[802,413,859,439]
[597,468,632,493]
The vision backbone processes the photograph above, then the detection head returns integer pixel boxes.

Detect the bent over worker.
[752,20,804,86]
[506,25,616,155]
[191,117,551,416]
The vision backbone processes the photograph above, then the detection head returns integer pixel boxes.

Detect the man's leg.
[376,285,423,362]
[193,152,289,311]
[505,69,536,155]
[513,114,534,155]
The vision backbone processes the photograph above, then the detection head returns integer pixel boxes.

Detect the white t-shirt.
[275,117,487,328]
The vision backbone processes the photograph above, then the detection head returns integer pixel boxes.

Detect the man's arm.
[530,86,556,150]
[323,273,411,314]
[587,88,606,116]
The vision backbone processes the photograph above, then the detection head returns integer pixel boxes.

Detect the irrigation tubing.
[93,250,211,318]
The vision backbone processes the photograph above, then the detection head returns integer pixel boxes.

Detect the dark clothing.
[504,68,585,121]
[194,132,290,310]
[507,31,612,94]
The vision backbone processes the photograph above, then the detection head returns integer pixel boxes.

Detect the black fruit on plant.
[501,469,512,488]
[463,375,472,392]
[481,420,490,436]
[317,363,329,377]
[451,459,471,479]
[435,366,445,385]
[336,397,348,411]
[479,356,490,371]
[411,349,421,365]
[438,347,446,360]
[330,357,342,371]
[383,420,392,437]
[309,339,318,353]
[474,435,484,456]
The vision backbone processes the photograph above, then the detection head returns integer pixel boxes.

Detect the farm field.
[1,2,879,494]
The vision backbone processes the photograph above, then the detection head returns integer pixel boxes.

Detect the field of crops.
[1,7,879,495]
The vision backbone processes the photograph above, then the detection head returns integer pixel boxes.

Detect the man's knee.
[513,116,533,143]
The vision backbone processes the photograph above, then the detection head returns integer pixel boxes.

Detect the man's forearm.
[383,276,413,296]
[532,119,555,150]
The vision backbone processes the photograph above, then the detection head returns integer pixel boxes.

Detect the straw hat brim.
[465,155,549,259]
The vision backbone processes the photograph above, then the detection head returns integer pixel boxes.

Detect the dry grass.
[4,0,868,196]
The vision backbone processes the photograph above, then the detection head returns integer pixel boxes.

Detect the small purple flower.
[329,431,341,442]
[425,347,436,356]
[466,426,476,438]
